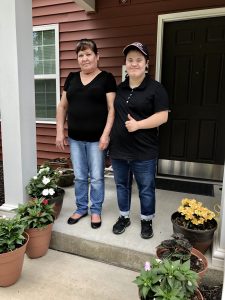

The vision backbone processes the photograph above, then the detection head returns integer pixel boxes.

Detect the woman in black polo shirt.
[56,39,116,228]
[110,42,169,239]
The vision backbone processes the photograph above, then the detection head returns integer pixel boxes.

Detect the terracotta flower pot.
[138,288,203,300]
[25,223,53,258]
[191,247,208,279]
[195,288,204,300]
[171,211,217,253]
[156,247,208,281]
[0,233,29,287]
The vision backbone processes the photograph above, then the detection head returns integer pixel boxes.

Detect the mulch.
[0,161,4,206]
[199,284,223,300]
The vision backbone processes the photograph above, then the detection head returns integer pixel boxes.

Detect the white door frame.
[155,7,225,270]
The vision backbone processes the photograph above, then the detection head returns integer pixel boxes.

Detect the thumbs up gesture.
[125,114,139,132]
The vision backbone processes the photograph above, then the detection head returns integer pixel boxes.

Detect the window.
[33,24,59,122]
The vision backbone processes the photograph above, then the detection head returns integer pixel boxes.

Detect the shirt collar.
[120,74,149,90]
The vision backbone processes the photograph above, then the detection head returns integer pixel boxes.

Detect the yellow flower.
[178,198,215,226]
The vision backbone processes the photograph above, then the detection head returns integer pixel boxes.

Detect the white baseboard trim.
[211,230,225,270]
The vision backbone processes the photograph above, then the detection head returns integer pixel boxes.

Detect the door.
[158,16,225,181]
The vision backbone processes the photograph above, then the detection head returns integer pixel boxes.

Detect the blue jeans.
[69,138,105,215]
[111,158,157,220]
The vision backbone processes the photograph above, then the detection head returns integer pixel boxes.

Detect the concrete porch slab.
[50,176,224,285]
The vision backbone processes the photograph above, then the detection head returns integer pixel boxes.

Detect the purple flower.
[144,261,151,271]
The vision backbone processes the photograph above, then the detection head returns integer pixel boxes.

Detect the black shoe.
[67,213,88,225]
[113,216,131,234]
[91,215,102,229]
[141,220,153,239]
[91,221,102,229]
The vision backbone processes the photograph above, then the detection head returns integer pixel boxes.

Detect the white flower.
[42,176,50,185]
[188,281,192,286]
[33,176,37,180]
[42,189,49,196]
[48,188,55,196]
[155,259,162,263]
[39,166,50,173]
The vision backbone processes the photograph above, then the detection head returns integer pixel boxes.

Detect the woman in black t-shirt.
[56,39,116,228]
[110,42,169,239]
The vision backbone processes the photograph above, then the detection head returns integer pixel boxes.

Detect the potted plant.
[45,157,70,170]
[16,198,54,259]
[26,165,65,219]
[156,233,208,279]
[171,198,217,253]
[0,216,29,286]
[134,258,203,300]
[56,167,74,187]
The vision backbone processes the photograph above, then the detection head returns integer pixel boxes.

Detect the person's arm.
[56,91,69,151]
[99,92,116,150]
[125,111,168,133]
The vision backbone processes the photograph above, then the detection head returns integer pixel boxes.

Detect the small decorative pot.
[0,232,29,287]
[171,212,217,253]
[45,158,70,170]
[56,168,74,187]
[25,223,53,259]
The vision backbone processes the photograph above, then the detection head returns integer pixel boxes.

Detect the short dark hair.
[75,39,98,55]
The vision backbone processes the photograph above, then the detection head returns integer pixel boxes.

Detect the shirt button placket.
[127,89,133,104]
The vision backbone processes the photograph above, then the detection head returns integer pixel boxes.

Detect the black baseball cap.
[123,42,149,59]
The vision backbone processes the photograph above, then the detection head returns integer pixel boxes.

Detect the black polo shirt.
[110,75,169,160]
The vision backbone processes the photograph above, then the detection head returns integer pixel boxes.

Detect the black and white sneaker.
[141,220,153,239]
[113,216,131,234]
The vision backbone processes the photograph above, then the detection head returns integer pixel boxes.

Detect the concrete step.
[50,177,224,286]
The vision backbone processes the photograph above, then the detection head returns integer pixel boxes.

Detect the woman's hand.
[125,114,139,132]
[99,135,110,150]
[56,133,68,151]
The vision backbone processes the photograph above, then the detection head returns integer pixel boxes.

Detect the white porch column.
[0,0,37,210]
[212,167,225,268]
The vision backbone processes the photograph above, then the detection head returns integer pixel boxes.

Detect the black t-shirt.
[110,75,169,160]
[63,71,116,141]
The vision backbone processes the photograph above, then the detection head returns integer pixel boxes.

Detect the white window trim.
[33,24,59,124]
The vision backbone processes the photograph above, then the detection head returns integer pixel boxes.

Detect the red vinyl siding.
[1,0,224,163]
[36,124,70,165]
